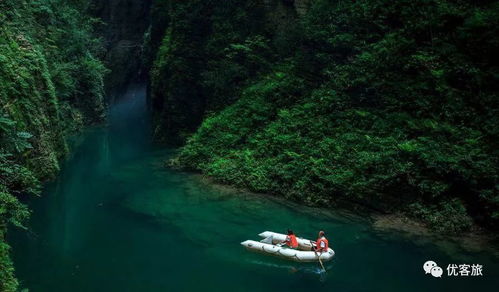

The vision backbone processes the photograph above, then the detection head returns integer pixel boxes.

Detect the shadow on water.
[7,83,499,291]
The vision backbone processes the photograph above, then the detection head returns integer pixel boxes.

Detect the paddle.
[310,240,326,273]
[317,254,326,272]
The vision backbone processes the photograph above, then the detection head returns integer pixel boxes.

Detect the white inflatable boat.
[241,231,335,262]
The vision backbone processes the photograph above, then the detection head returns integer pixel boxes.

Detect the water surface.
[9,84,498,291]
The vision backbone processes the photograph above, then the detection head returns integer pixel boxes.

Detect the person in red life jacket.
[313,230,329,253]
[279,229,299,249]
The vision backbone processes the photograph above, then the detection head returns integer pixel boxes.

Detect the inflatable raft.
[241,231,335,262]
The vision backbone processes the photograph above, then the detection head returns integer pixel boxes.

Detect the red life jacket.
[286,234,298,248]
[316,237,329,251]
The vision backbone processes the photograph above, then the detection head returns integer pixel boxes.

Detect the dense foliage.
[0,0,106,290]
[149,0,270,142]
[150,0,499,233]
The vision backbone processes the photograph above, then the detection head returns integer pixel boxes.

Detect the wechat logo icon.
[423,261,443,278]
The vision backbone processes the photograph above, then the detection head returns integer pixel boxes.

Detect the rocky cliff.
[155,0,499,233]
[147,0,314,143]
[0,1,107,290]
[90,0,152,100]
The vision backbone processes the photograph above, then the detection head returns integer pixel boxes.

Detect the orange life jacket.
[286,234,298,248]
[316,237,329,251]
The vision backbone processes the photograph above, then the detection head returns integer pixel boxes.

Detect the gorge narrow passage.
[7,83,499,291]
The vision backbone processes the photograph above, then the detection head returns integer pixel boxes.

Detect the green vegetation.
[149,0,268,142]
[151,0,498,233]
[0,0,106,290]
[2,0,497,288]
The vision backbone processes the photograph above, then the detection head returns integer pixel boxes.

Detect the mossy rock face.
[0,30,65,179]
[0,0,108,288]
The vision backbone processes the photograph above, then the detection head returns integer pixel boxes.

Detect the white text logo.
[424,261,483,277]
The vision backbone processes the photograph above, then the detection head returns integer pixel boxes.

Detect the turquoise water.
[8,84,498,291]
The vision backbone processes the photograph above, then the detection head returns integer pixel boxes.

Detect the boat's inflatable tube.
[241,231,335,262]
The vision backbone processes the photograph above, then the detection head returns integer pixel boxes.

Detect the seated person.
[280,229,298,249]
[313,230,329,253]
